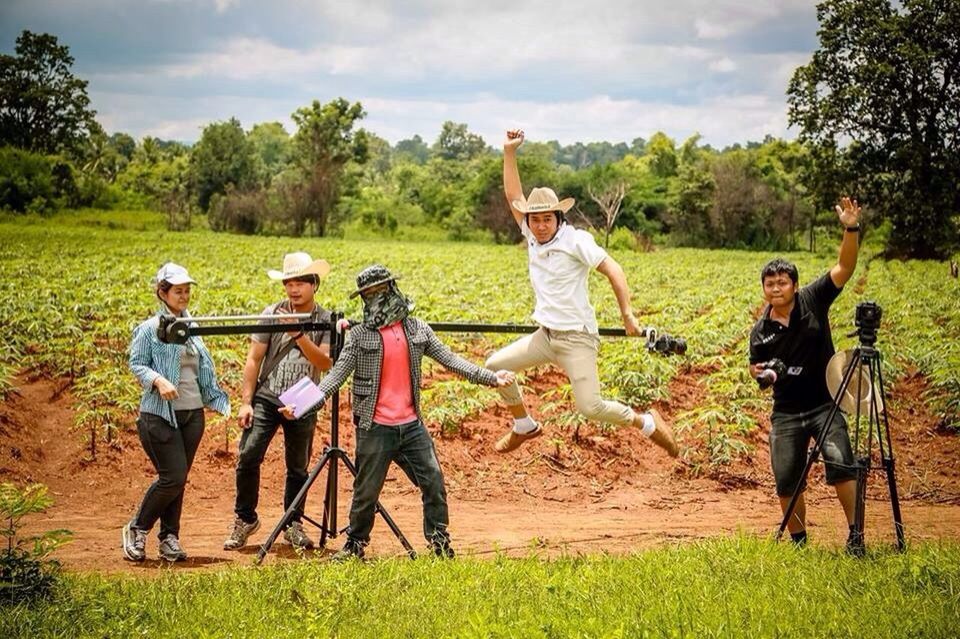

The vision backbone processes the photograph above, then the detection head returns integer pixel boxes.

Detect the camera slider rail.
[157,315,686,355]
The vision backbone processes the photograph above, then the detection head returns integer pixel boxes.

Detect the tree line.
[2,0,958,258]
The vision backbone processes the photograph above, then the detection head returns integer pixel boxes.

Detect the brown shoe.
[647,409,679,458]
[494,425,543,453]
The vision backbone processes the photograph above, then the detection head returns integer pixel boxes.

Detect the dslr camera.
[756,358,786,390]
[649,333,688,356]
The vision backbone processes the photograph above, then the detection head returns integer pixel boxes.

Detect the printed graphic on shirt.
[265,347,320,397]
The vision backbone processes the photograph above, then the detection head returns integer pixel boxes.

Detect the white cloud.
[93,88,794,147]
[73,0,819,146]
[709,57,737,73]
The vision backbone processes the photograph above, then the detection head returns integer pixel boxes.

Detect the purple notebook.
[278,376,323,418]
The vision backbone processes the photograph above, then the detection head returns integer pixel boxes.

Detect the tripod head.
[849,301,882,347]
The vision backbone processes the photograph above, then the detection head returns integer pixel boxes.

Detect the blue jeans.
[234,400,316,524]
[348,420,450,546]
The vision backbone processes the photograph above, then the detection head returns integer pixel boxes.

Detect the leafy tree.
[394,134,430,164]
[668,164,715,245]
[788,0,960,258]
[247,121,291,180]
[189,117,257,211]
[109,132,136,161]
[431,121,488,161]
[290,98,367,236]
[0,31,98,155]
[646,132,679,179]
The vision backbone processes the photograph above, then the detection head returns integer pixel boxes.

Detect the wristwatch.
[845,224,861,233]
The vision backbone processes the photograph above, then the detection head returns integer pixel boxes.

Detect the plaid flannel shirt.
[316,317,498,430]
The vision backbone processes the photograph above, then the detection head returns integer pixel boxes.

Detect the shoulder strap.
[256,338,298,389]
[255,300,297,389]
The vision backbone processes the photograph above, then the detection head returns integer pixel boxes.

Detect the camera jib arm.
[158,315,686,356]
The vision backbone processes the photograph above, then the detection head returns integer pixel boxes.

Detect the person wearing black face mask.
[281,265,515,559]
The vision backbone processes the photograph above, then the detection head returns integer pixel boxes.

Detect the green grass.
[2,537,958,638]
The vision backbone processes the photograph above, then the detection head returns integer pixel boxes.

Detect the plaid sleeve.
[421,323,498,386]
[316,330,358,397]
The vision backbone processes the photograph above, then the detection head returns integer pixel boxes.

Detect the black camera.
[756,358,786,390]
[853,300,883,347]
[648,333,687,356]
[855,301,882,343]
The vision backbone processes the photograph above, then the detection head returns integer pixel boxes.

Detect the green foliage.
[431,121,488,161]
[421,380,497,436]
[788,0,960,259]
[288,98,367,237]
[3,538,959,637]
[0,483,71,605]
[0,146,75,213]
[0,31,98,155]
[189,117,258,212]
[248,121,292,182]
[394,134,430,164]
[0,215,955,465]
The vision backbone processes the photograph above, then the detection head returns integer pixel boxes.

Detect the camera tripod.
[254,311,417,563]
[775,324,905,553]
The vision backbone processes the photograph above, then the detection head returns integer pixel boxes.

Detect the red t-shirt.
[373,322,418,425]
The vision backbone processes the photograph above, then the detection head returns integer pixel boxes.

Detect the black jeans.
[133,409,205,540]
[234,400,316,524]
[348,420,450,546]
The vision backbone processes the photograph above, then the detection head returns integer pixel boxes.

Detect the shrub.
[0,483,71,605]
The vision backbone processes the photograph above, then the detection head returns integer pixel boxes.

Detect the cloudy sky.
[0,0,820,147]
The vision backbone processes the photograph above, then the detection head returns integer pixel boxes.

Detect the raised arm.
[503,129,526,228]
[596,256,642,336]
[830,196,862,288]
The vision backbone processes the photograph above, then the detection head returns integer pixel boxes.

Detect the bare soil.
[3,368,958,574]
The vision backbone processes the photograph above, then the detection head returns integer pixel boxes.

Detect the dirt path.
[4,374,959,573]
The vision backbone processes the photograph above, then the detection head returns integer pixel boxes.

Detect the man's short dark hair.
[761,258,799,284]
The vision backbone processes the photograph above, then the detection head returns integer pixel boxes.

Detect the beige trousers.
[485,328,635,427]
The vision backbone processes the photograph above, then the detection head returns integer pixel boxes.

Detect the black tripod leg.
[884,456,905,550]
[340,453,418,559]
[852,458,868,551]
[255,449,333,565]
[317,451,339,549]
[874,360,905,551]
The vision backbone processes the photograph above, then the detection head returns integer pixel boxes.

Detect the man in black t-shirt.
[748,197,863,553]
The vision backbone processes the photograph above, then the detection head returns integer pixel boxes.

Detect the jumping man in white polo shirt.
[486,129,679,457]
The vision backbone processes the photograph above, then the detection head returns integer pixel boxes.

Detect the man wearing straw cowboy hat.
[224,252,334,552]
[486,129,678,457]
[748,197,864,553]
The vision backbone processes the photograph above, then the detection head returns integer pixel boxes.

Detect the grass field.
[3,537,958,638]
